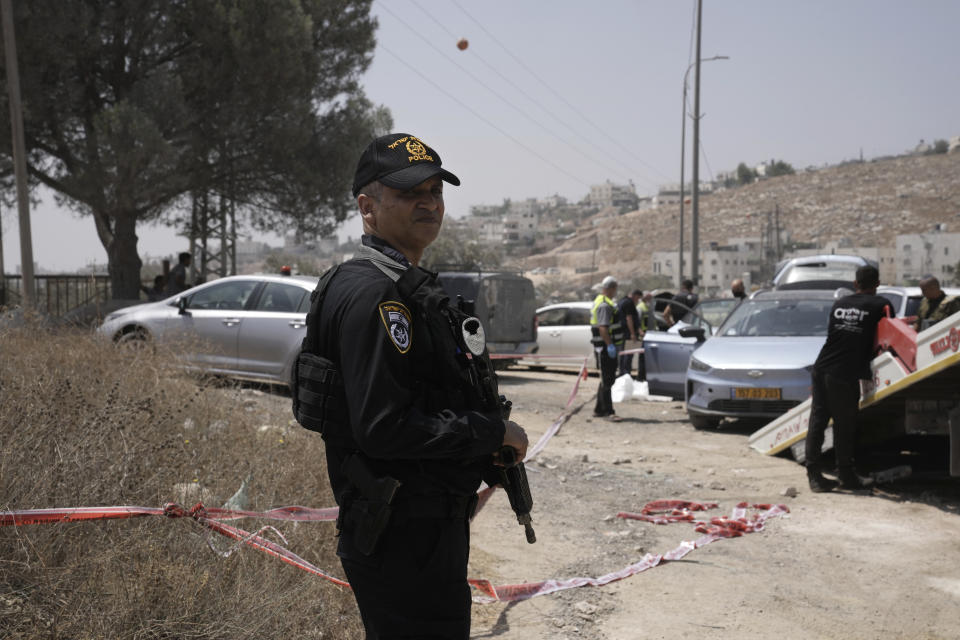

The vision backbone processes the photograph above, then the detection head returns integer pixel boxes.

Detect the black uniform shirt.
[617,296,640,338]
[316,238,506,502]
[668,291,699,319]
[814,293,890,380]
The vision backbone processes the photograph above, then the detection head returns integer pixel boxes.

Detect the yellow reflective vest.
[590,294,625,346]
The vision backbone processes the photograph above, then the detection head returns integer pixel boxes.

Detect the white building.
[652,239,760,296]
[589,180,639,210]
[503,199,539,244]
[896,230,960,284]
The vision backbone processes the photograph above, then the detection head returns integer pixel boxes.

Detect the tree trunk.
[106,214,143,300]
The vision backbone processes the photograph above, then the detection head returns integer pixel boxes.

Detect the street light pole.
[678,52,728,288]
[691,0,704,288]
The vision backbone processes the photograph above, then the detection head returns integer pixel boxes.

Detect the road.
[467,368,960,639]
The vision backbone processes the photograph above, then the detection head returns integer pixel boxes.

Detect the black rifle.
[453,296,536,544]
[496,444,536,544]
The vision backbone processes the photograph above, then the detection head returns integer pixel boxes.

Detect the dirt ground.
[465,368,960,640]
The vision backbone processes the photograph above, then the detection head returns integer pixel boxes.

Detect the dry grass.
[0,324,361,639]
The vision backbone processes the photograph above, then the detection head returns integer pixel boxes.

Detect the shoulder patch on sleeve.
[378,301,413,353]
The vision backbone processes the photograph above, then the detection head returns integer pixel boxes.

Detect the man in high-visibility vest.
[591,275,625,420]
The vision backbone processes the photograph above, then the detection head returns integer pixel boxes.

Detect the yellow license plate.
[732,387,781,400]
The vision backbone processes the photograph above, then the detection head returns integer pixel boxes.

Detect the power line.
[450,0,672,183]
[377,43,590,189]
[376,2,641,187]
[407,0,661,189]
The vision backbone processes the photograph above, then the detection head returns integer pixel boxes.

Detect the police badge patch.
[378,301,412,353]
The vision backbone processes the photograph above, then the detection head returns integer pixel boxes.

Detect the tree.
[933,139,949,154]
[0,0,384,298]
[766,160,795,177]
[736,162,755,185]
[421,223,502,271]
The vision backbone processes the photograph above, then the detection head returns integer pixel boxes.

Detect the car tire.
[116,327,150,349]
[688,412,721,430]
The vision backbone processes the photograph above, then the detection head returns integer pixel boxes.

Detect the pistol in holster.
[339,454,401,556]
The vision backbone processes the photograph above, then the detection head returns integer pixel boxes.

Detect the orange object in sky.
[457,38,469,50]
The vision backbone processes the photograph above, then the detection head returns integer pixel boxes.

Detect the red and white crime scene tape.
[1,503,348,588]
[1,352,789,604]
[468,500,789,603]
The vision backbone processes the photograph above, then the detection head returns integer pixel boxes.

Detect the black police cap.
[352,133,461,197]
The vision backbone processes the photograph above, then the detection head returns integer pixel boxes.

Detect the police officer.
[663,279,698,326]
[591,275,625,420]
[914,275,960,331]
[616,289,642,378]
[293,132,528,639]
[806,265,890,492]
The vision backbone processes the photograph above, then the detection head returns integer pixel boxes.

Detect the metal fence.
[0,274,112,317]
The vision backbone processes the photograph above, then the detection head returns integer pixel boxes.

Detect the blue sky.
[4,0,959,271]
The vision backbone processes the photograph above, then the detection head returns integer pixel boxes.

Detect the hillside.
[523,151,960,293]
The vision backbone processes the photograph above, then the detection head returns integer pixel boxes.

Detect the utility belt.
[590,323,626,347]
[336,453,478,556]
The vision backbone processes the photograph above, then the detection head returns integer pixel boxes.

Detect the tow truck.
[749,308,960,476]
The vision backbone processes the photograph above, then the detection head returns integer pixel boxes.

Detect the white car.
[529,301,595,370]
[772,254,875,290]
[529,300,670,371]
[877,285,960,320]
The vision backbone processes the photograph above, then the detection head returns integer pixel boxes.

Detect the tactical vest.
[589,294,625,346]
[291,256,502,447]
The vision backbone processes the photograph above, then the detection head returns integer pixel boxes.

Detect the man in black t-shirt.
[616,289,642,377]
[663,279,699,326]
[806,265,890,492]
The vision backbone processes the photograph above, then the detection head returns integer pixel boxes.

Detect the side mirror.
[678,326,706,342]
[178,297,191,316]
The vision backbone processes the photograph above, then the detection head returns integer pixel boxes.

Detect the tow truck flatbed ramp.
[749,309,960,475]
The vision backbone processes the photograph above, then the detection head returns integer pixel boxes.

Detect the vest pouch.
[291,351,349,434]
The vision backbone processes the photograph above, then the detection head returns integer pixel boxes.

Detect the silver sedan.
[97,274,318,385]
[683,290,837,428]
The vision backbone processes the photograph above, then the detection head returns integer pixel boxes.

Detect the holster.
[339,454,401,556]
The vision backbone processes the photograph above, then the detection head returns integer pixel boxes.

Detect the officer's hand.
[499,420,529,463]
[606,343,617,358]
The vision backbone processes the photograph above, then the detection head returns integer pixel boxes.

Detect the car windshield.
[781,262,859,284]
[680,299,739,328]
[717,298,833,337]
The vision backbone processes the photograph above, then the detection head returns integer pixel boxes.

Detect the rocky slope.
[523,152,960,292]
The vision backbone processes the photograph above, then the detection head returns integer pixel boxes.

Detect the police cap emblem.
[378,301,412,353]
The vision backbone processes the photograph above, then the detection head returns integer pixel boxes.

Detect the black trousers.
[595,348,618,416]
[339,512,472,639]
[806,369,861,470]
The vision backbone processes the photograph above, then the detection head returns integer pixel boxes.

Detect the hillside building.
[896,230,960,284]
[589,180,639,210]
[652,239,759,296]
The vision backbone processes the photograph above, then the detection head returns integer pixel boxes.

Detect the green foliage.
[421,223,503,271]
[933,139,949,154]
[1,0,384,298]
[766,160,796,177]
[736,162,756,185]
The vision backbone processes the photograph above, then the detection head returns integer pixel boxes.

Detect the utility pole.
[690,0,703,288]
[678,50,728,288]
[0,202,5,306]
[1,0,34,309]
[775,202,782,261]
